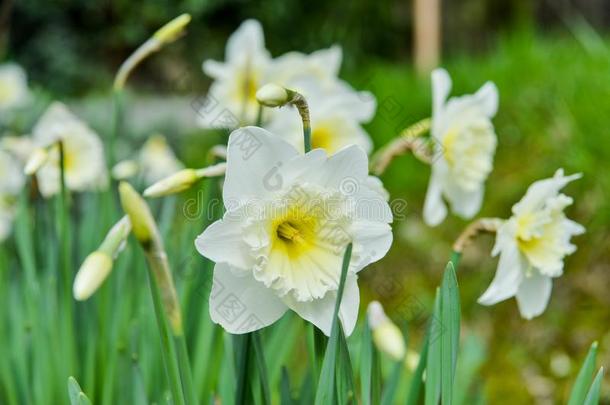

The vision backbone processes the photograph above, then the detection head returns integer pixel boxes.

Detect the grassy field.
[1,26,609,404]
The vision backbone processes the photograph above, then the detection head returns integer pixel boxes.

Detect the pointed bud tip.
[153,13,192,44]
[73,252,113,301]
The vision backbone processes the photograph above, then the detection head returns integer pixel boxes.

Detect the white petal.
[350,220,393,272]
[512,169,581,216]
[226,19,268,61]
[423,168,448,226]
[431,68,452,116]
[308,45,343,78]
[472,82,499,117]
[444,182,484,220]
[478,240,525,305]
[194,210,253,270]
[307,144,369,190]
[209,263,288,334]
[202,60,226,80]
[223,127,299,204]
[516,273,552,320]
[283,274,360,336]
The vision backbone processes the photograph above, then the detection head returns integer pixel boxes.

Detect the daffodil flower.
[195,127,393,335]
[423,68,498,226]
[264,78,375,154]
[31,102,107,198]
[0,63,30,112]
[138,134,183,185]
[478,169,585,319]
[0,149,25,241]
[201,19,272,127]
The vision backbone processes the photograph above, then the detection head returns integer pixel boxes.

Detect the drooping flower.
[423,68,498,226]
[478,169,585,319]
[30,102,108,197]
[0,63,30,112]
[0,149,25,241]
[195,127,393,336]
[264,78,375,154]
[138,134,183,185]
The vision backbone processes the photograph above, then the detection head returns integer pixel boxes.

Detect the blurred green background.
[2,0,609,403]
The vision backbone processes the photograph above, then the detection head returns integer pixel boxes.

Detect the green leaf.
[336,324,356,404]
[440,262,461,405]
[380,360,403,405]
[406,334,429,405]
[67,377,92,405]
[425,290,441,405]
[583,367,604,405]
[280,367,294,405]
[360,318,381,405]
[314,243,353,405]
[568,341,599,405]
[253,331,272,405]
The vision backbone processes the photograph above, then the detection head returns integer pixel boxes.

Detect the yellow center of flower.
[441,127,459,166]
[311,126,333,151]
[254,185,353,301]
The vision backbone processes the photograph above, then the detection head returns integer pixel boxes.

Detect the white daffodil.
[201,19,272,127]
[0,63,30,112]
[31,102,107,198]
[0,149,25,241]
[269,45,344,90]
[195,127,393,336]
[264,78,375,154]
[478,169,585,319]
[138,134,183,185]
[423,68,498,226]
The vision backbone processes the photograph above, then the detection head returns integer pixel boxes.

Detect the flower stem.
[452,217,503,253]
[370,118,432,175]
[234,333,252,405]
[175,333,197,405]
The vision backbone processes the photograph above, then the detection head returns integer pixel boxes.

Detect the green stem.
[252,331,271,405]
[146,267,186,405]
[234,333,252,405]
[175,334,197,405]
[109,90,123,168]
[303,125,312,153]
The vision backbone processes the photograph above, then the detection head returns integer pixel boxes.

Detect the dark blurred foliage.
[2,0,609,96]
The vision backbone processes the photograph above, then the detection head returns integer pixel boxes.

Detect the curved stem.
[452,217,503,254]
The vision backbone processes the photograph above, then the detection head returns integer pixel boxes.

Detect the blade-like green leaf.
[253,331,272,405]
[67,377,92,405]
[314,243,353,405]
[406,333,429,405]
[380,360,403,405]
[336,324,356,404]
[440,262,461,405]
[583,367,604,405]
[280,367,294,405]
[425,290,441,405]
[568,341,599,405]
[360,318,381,405]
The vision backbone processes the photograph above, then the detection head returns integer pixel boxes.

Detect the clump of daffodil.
[0,149,25,242]
[367,301,406,361]
[199,19,375,139]
[73,216,132,300]
[423,68,499,226]
[114,14,191,90]
[195,127,393,336]
[143,162,227,198]
[27,102,107,197]
[477,169,584,319]
[119,182,183,333]
[0,63,30,113]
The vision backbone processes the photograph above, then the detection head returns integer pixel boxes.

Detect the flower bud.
[367,301,406,361]
[256,83,290,107]
[24,148,48,175]
[73,251,113,300]
[144,163,227,198]
[153,14,192,45]
[119,181,157,245]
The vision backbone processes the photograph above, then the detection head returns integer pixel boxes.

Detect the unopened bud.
[256,84,290,107]
[73,252,113,300]
[144,163,227,198]
[153,14,192,45]
[119,182,157,245]
[112,159,139,180]
[367,301,406,361]
[24,148,48,175]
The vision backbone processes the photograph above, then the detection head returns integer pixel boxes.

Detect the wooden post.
[414,0,441,76]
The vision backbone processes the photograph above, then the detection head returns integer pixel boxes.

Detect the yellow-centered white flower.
[0,149,25,242]
[31,102,108,197]
[264,78,375,154]
[138,134,183,185]
[478,169,585,319]
[195,127,393,336]
[0,63,30,112]
[367,301,406,360]
[424,68,498,226]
